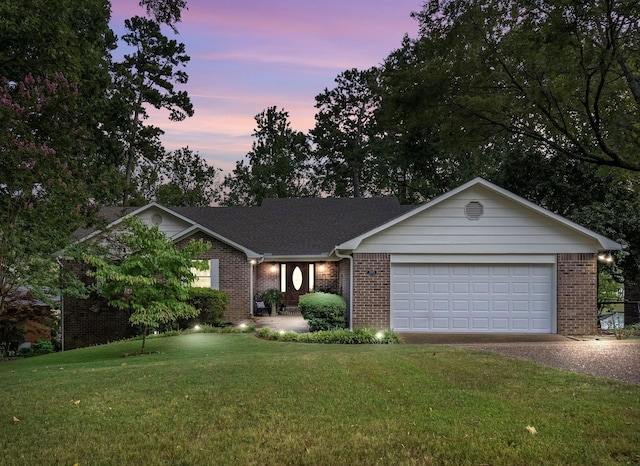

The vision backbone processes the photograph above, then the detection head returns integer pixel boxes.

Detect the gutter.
[333,248,353,331]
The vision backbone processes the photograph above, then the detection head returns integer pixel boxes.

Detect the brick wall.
[254,260,340,300]
[352,253,391,329]
[177,232,251,323]
[62,259,135,350]
[338,259,351,305]
[254,262,280,297]
[315,261,339,294]
[557,253,597,335]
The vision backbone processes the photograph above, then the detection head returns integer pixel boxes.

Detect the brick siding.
[63,233,252,349]
[557,253,598,335]
[351,253,599,335]
[352,253,391,329]
[176,232,251,323]
[62,259,135,350]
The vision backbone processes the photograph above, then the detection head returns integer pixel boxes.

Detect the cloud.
[109,0,419,175]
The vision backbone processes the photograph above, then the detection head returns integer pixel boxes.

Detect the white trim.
[338,178,625,251]
[390,254,557,264]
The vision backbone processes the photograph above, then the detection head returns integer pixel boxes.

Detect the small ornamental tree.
[83,217,210,353]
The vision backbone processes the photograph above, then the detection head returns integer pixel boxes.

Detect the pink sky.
[110,0,420,173]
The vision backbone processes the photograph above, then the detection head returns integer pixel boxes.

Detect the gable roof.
[336,177,625,252]
[171,197,415,256]
[76,197,415,258]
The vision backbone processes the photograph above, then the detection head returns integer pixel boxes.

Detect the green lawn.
[1,334,639,465]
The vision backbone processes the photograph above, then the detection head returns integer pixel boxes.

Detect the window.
[191,259,219,289]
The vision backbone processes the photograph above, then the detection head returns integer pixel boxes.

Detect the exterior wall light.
[598,252,614,263]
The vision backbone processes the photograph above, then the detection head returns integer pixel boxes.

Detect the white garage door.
[391,264,554,333]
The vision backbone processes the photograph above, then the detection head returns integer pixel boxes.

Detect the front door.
[284,263,310,306]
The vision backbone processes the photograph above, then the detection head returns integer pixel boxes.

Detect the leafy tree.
[407,0,640,171]
[0,74,98,344]
[219,106,317,206]
[83,217,210,353]
[153,147,221,206]
[0,0,114,95]
[311,68,381,198]
[111,15,194,206]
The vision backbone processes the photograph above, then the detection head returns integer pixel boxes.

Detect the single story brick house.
[62,178,623,348]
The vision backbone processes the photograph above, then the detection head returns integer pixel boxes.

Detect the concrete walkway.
[245,315,309,333]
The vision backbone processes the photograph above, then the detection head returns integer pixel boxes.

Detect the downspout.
[249,256,264,316]
[55,257,64,352]
[333,248,354,331]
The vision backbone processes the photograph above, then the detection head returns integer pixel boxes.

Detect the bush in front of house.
[188,287,229,326]
[298,292,347,331]
[158,288,229,332]
[19,339,55,357]
[255,327,401,344]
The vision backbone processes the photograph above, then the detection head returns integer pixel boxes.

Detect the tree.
[311,68,381,198]
[0,0,114,95]
[0,74,99,339]
[83,217,210,353]
[153,147,221,206]
[139,0,188,33]
[112,15,194,206]
[407,0,640,171]
[219,107,317,206]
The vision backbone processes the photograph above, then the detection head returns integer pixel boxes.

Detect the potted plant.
[262,289,284,316]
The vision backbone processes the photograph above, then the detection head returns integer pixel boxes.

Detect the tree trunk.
[140,324,148,354]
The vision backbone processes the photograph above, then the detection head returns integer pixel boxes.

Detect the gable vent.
[464,201,483,220]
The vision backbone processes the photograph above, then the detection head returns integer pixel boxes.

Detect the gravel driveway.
[453,338,640,385]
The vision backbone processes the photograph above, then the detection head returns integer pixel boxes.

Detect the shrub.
[19,339,55,358]
[158,288,229,331]
[254,327,401,344]
[298,292,347,331]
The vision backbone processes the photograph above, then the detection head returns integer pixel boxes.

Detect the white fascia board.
[337,177,625,251]
[171,225,261,259]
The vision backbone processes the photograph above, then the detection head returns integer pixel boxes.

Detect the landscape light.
[193,325,201,331]
[375,331,384,340]
[239,323,247,329]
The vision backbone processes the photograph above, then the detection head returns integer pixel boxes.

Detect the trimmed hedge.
[298,292,347,331]
[255,327,401,344]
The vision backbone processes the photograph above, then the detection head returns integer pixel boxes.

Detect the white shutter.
[210,259,220,290]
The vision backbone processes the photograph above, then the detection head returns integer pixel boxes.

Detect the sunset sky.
[110,0,420,173]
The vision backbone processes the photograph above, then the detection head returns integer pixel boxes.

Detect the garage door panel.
[453,300,469,311]
[391,264,554,333]
[472,318,489,330]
